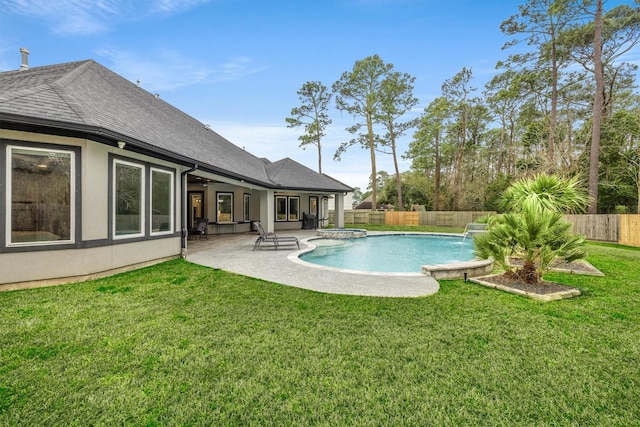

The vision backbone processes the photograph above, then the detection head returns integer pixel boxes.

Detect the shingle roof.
[265,158,351,192]
[0,60,352,192]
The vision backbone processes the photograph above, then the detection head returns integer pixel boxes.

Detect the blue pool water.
[300,234,475,273]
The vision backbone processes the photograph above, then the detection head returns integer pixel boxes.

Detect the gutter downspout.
[181,164,198,257]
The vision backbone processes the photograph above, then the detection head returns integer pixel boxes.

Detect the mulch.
[477,273,579,295]
[475,259,603,296]
[508,258,604,276]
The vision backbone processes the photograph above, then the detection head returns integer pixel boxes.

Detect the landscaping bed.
[471,259,603,301]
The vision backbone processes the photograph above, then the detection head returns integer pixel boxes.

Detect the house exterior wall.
[1,129,182,287]
[0,238,179,288]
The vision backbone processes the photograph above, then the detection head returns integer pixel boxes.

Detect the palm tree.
[501,174,590,214]
[474,174,589,285]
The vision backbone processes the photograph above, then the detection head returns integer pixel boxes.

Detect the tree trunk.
[453,106,467,210]
[367,112,377,211]
[434,132,441,211]
[496,117,506,177]
[637,166,640,214]
[316,128,322,174]
[549,39,558,171]
[589,0,603,214]
[391,136,404,210]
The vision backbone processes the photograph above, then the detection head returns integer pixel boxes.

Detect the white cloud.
[152,0,209,13]
[0,0,211,35]
[96,48,266,91]
[207,120,377,190]
[210,121,301,156]
[0,38,16,71]
[1,0,116,34]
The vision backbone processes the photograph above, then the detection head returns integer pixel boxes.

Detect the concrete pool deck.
[185,230,441,298]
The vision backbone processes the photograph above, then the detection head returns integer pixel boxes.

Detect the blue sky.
[1,0,637,191]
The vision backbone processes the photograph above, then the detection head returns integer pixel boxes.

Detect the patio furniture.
[189,218,209,240]
[212,221,239,234]
[252,221,299,251]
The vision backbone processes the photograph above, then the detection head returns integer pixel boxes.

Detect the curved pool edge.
[291,231,491,279]
[289,237,426,277]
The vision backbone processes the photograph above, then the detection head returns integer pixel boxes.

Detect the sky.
[1,0,637,191]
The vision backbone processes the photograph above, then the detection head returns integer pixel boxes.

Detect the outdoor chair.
[189,218,209,240]
[252,221,299,251]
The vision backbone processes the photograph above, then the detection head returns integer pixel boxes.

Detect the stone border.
[470,276,582,301]
[422,259,494,280]
[316,228,367,239]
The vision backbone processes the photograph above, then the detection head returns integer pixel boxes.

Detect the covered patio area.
[185,230,440,298]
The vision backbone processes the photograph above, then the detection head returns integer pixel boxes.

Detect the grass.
[0,242,639,425]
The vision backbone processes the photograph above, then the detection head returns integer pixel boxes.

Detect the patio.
[185,230,440,297]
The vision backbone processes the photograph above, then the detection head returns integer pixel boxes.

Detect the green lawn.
[1,242,639,426]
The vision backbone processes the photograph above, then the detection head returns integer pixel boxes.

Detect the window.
[150,168,174,234]
[289,197,300,221]
[275,196,300,221]
[243,194,251,222]
[275,196,287,221]
[309,196,318,217]
[7,146,75,245]
[114,160,144,238]
[217,192,233,222]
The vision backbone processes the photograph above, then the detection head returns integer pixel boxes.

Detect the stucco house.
[0,53,351,287]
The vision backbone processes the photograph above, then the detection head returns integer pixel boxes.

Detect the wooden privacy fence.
[563,214,619,243]
[329,210,640,247]
[619,215,640,246]
[330,210,494,229]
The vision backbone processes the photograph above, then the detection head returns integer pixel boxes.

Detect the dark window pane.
[152,170,172,232]
[115,162,143,236]
[11,148,73,244]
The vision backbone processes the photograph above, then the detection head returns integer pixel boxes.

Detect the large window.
[150,168,174,234]
[275,195,300,221]
[114,160,144,238]
[243,194,251,222]
[275,196,287,221]
[7,146,75,245]
[217,192,233,222]
[289,197,300,221]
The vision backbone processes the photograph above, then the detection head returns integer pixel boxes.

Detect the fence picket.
[329,210,640,246]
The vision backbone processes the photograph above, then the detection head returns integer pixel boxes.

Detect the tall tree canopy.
[501,0,586,170]
[333,54,394,211]
[286,81,332,174]
[375,71,419,211]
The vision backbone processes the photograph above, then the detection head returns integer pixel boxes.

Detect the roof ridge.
[53,60,94,87]
[49,61,97,124]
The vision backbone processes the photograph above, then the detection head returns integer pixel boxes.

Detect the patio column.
[334,192,345,228]
[260,189,275,233]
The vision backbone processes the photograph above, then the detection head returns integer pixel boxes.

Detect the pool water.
[300,234,476,273]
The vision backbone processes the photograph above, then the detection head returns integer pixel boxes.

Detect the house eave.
[0,113,270,188]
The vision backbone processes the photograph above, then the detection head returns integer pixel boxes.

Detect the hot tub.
[316,228,367,239]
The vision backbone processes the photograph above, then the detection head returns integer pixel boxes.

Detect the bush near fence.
[328,211,640,247]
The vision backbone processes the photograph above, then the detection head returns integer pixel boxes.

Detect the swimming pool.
[299,233,476,273]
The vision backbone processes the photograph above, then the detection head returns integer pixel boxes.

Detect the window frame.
[113,159,145,240]
[275,195,301,222]
[243,193,251,223]
[216,192,234,223]
[6,145,77,247]
[275,195,287,221]
[288,196,300,221]
[150,167,175,235]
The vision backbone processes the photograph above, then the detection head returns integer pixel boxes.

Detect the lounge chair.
[252,221,299,251]
[189,218,209,240]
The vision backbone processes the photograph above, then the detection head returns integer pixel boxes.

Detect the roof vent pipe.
[19,48,29,71]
